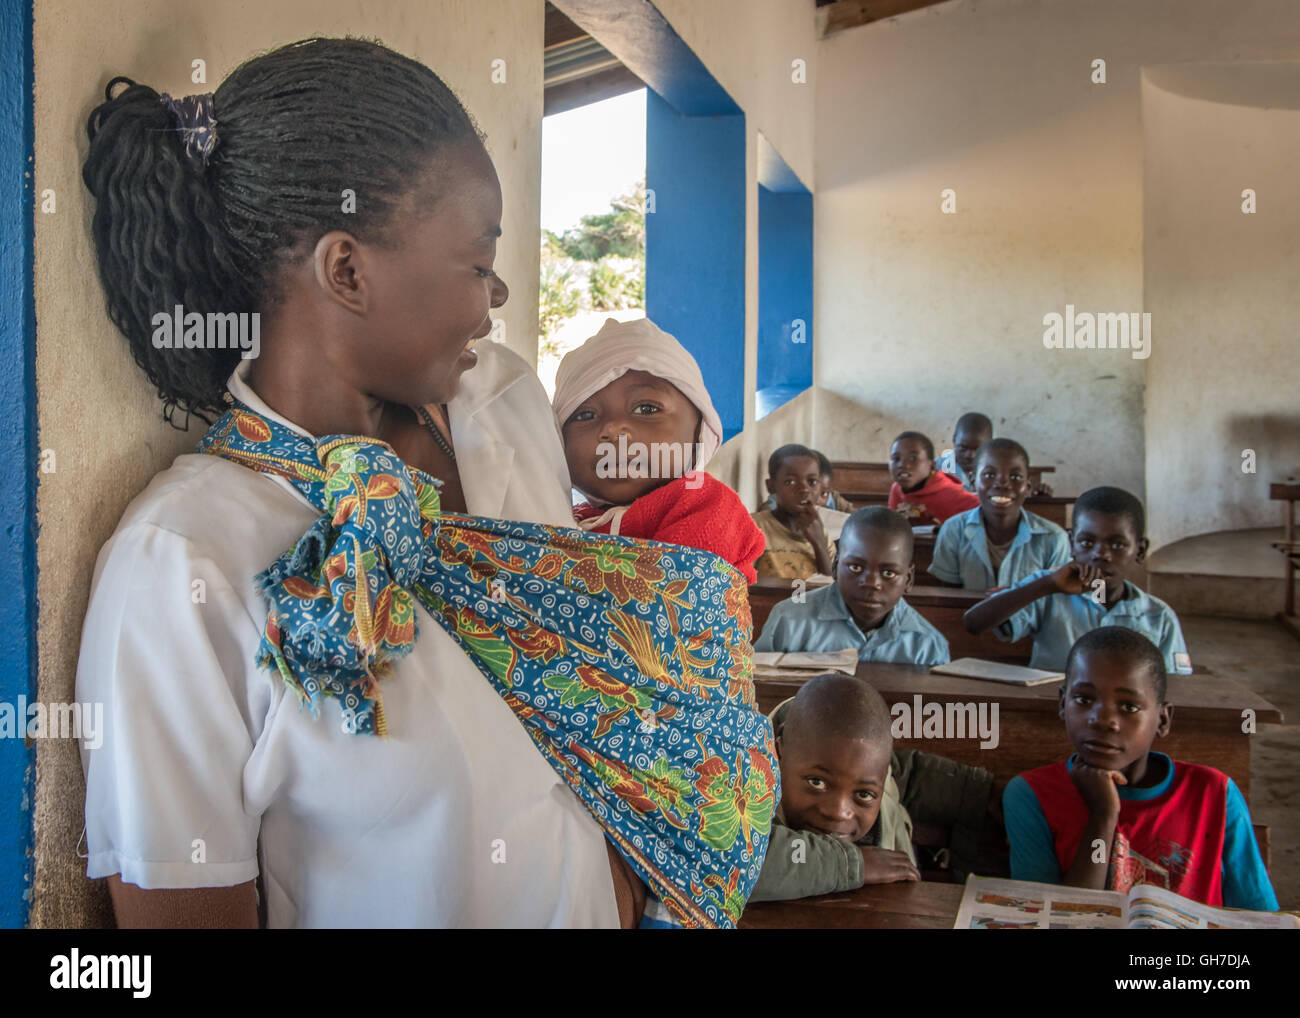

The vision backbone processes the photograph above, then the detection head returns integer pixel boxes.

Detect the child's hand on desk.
[1031,481,1054,497]
[859,846,920,884]
[1051,561,1103,596]
[1069,762,1126,821]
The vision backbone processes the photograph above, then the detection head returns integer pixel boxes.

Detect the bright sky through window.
[541,88,646,234]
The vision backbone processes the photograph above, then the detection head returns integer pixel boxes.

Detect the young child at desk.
[752,444,838,579]
[934,412,992,492]
[936,413,1054,497]
[816,450,856,513]
[928,438,1070,591]
[888,431,980,526]
[756,507,950,667]
[553,317,765,581]
[963,486,1193,674]
[757,448,855,514]
[1003,628,1278,910]
[749,674,994,901]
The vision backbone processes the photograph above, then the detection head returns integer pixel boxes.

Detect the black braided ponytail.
[82,37,481,426]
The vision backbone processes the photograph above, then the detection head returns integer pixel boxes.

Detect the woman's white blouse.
[76,342,619,928]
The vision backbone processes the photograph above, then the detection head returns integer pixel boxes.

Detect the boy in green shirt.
[749,673,995,902]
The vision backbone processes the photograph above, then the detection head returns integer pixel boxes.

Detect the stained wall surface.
[33,0,544,927]
[814,0,1299,530]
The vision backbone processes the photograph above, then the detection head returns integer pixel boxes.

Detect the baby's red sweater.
[888,470,980,526]
[574,474,766,583]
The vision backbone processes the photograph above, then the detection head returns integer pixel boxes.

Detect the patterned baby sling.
[197,403,778,928]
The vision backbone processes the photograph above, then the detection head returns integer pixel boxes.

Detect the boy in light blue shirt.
[929,438,1070,591]
[934,412,992,492]
[756,507,950,668]
[964,487,1192,674]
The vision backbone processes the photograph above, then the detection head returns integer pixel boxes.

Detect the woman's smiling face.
[352,139,509,408]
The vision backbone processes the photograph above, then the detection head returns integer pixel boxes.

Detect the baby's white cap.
[551,316,724,468]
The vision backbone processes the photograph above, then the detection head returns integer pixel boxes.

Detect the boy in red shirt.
[886,430,979,525]
[553,318,765,582]
[1003,627,1278,910]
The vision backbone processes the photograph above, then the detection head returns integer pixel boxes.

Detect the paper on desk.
[817,506,850,542]
[751,647,858,678]
[911,524,937,537]
[931,658,1063,686]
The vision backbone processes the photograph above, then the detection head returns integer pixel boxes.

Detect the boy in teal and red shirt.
[1003,627,1277,910]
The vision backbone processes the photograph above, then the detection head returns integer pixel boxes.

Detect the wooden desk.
[906,585,1032,663]
[753,662,1282,798]
[747,580,1033,663]
[839,491,1074,529]
[740,880,962,930]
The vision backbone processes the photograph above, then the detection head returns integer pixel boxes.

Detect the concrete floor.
[1181,615,1300,908]
[1150,527,1286,579]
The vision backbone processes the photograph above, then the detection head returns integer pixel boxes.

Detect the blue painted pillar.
[645,88,746,440]
[0,0,36,929]
[756,185,813,414]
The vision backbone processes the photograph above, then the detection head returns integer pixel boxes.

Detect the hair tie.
[159,92,218,167]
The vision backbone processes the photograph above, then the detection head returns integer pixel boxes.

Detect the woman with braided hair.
[77,37,776,929]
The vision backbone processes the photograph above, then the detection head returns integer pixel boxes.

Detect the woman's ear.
[313,231,369,315]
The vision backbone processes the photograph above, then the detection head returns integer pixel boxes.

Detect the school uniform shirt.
[1003,753,1278,911]
[995,569,1193,675]
[934,449,975,491]
[887,471,980,526]
[751,507,837,580]
[754,583,950,667]
[929,507,1070,590]
[76,341,619,929]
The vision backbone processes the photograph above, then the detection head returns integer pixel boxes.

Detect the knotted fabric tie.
[160,91,218,166]
[196,402,779,928]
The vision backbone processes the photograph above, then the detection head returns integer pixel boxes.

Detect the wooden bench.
[832,461,1055,492]
[753,662,1282,798]
[1269,482,1300,640]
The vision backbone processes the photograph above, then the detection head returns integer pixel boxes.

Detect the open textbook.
[931,658,1064,686]
[955,875,1300,930]
[751,647,859,679]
